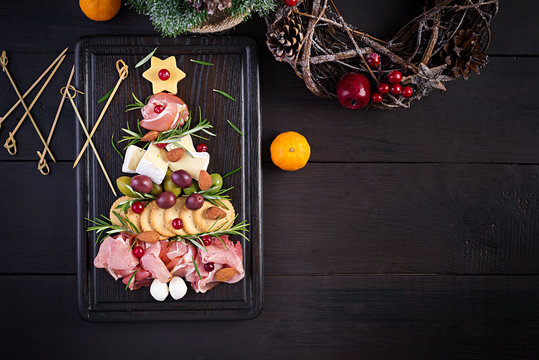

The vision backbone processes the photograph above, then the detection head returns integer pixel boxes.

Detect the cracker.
[149,202,177,238]
[179,205,200,235]
[192,199,235,233]
[140,201,168,240]
[164,196,188,236]
[109,196,132,226]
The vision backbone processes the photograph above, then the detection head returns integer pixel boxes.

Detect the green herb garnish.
[98,88,113,104]
[173,215,250,248]
[86,214,139,247]
[226,120,243,136]
[111,135,124,159]
[125,92,147,112]
[223,166,242,179]
[124,268,140,291]
[135,47,157,68]
[115,185,156,214]
[213,89,237,102]
[190,59,214,66]
[192,258,202,279]
[198,185,233,209]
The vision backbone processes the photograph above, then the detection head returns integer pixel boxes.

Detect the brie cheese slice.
[168,151,210,181]
[122,145,146,174]
[165,134,196,156]
[135,143,168,184]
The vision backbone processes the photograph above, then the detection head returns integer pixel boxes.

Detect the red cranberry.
[204,262,214,272]
[197,143,207,152]
[132,246,144,259]
[131,201,144,214]
[156,143,167,149]
[390,84,402,95]
[371,93,383,104]
[377,83,389,95]
[154,105,165,114]
[366,53,380,68]
[158,69,170,81]
[387,70,402,84]
[202,235,212,246]
[284,0,297,6]
[171,218,183,230]
[336,73,372,110]
[402,86,413,98]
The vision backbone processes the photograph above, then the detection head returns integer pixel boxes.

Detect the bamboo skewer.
[0,50,57,161]
[73,59,129,168]
[37,65,75,175]
[0,47,68,129]
[62,85,117,196]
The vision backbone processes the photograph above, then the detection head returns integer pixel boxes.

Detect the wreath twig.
[266,0,499,109]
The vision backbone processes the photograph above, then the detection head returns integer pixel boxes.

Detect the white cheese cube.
[165,134,196,156]
[168,151,210,181]
[135,143,168,184]
[122,145,146,174]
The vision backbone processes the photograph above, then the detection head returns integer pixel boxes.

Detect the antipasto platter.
[76,36,262,321]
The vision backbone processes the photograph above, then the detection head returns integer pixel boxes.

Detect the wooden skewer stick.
[62,85,117,196]
[0,50,57,161]
[37,65,75,175]
[73,59,129,168]
[0,47,68,129]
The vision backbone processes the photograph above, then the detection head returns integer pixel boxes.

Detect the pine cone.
[442,30,488,79]
[267,17,305,63]
[188,0,232,15]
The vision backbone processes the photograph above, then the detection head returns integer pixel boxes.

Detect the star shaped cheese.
[142,56,186,95]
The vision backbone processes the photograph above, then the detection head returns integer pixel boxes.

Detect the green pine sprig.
[86,213,140,247]
[197,185,233,209]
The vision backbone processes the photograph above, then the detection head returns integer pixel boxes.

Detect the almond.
[215,267,237,282]
[137,230,160,244]
[205,206,226,220]
[141,131,159,142]
[198,170,213,191]
[166,147,185,162]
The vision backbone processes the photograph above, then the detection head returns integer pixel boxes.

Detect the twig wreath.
[266,0,499,109]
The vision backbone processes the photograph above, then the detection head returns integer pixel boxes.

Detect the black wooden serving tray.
[76,36,262,321]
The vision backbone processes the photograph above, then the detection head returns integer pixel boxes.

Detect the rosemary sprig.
[226,120,243,136]
[173,216,250,250]
[192,258,202,279]
[135,47,157,68]
[111,135,124,159]
[115,185,155,214]
[86,214,139,247]
[124,268,140,291]
[190,59,214,66]
[125,92,146,112]
[213,89,237,102]
[223,166,242,178]
[98,88,113,104]
[198,186,233,209]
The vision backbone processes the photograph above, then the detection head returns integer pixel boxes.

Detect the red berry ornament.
[336,73,372,110]
[284,0,297,6]
[387,70,402,84]
[390,84,402,95]
[402,86,413,98]
[366,53,380,68]
[377,83,389,95]
[158,69,170,81]
[197,143,207,152]
[131,201,144,214]
[154,104,165,114]
[132,246,144,259]
[171,218,183,230]
[371,93,383,104]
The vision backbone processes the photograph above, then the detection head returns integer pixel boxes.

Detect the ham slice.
[140,241,172,283]
[189,236,245,293]
[94,234,139,278]
[169,243,197,278]
[140,93,189,132]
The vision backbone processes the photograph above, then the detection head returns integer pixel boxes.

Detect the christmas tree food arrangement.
[266,0,499,110]
[128,0,277,36]
[87,51,249,301]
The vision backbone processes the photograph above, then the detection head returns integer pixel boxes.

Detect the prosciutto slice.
[94,234,139,277]
[189,236,245,293]
[140,93,189,132]
[140,241,172,283]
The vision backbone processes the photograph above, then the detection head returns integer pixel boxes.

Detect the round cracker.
[193,199,235,233]
[179,205,199,235]
[164,196,188,236]
[126,207,142,233]
[149,202,177,238]
[139,201,168,240]
[109,196,132,226]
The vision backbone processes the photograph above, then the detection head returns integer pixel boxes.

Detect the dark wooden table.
[1,1,538,358]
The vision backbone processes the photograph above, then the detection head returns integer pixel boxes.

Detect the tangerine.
[79,0,121,22]
[270,131,311,171]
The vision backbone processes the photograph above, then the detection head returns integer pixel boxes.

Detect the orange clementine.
[80,0,122,22]
[270,131,311,171]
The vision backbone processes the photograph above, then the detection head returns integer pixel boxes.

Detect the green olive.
[164,172,181,197]
[149,182,163,196]
[183,181,199,195]
[116,176,137,197]
[210,173,223,191]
